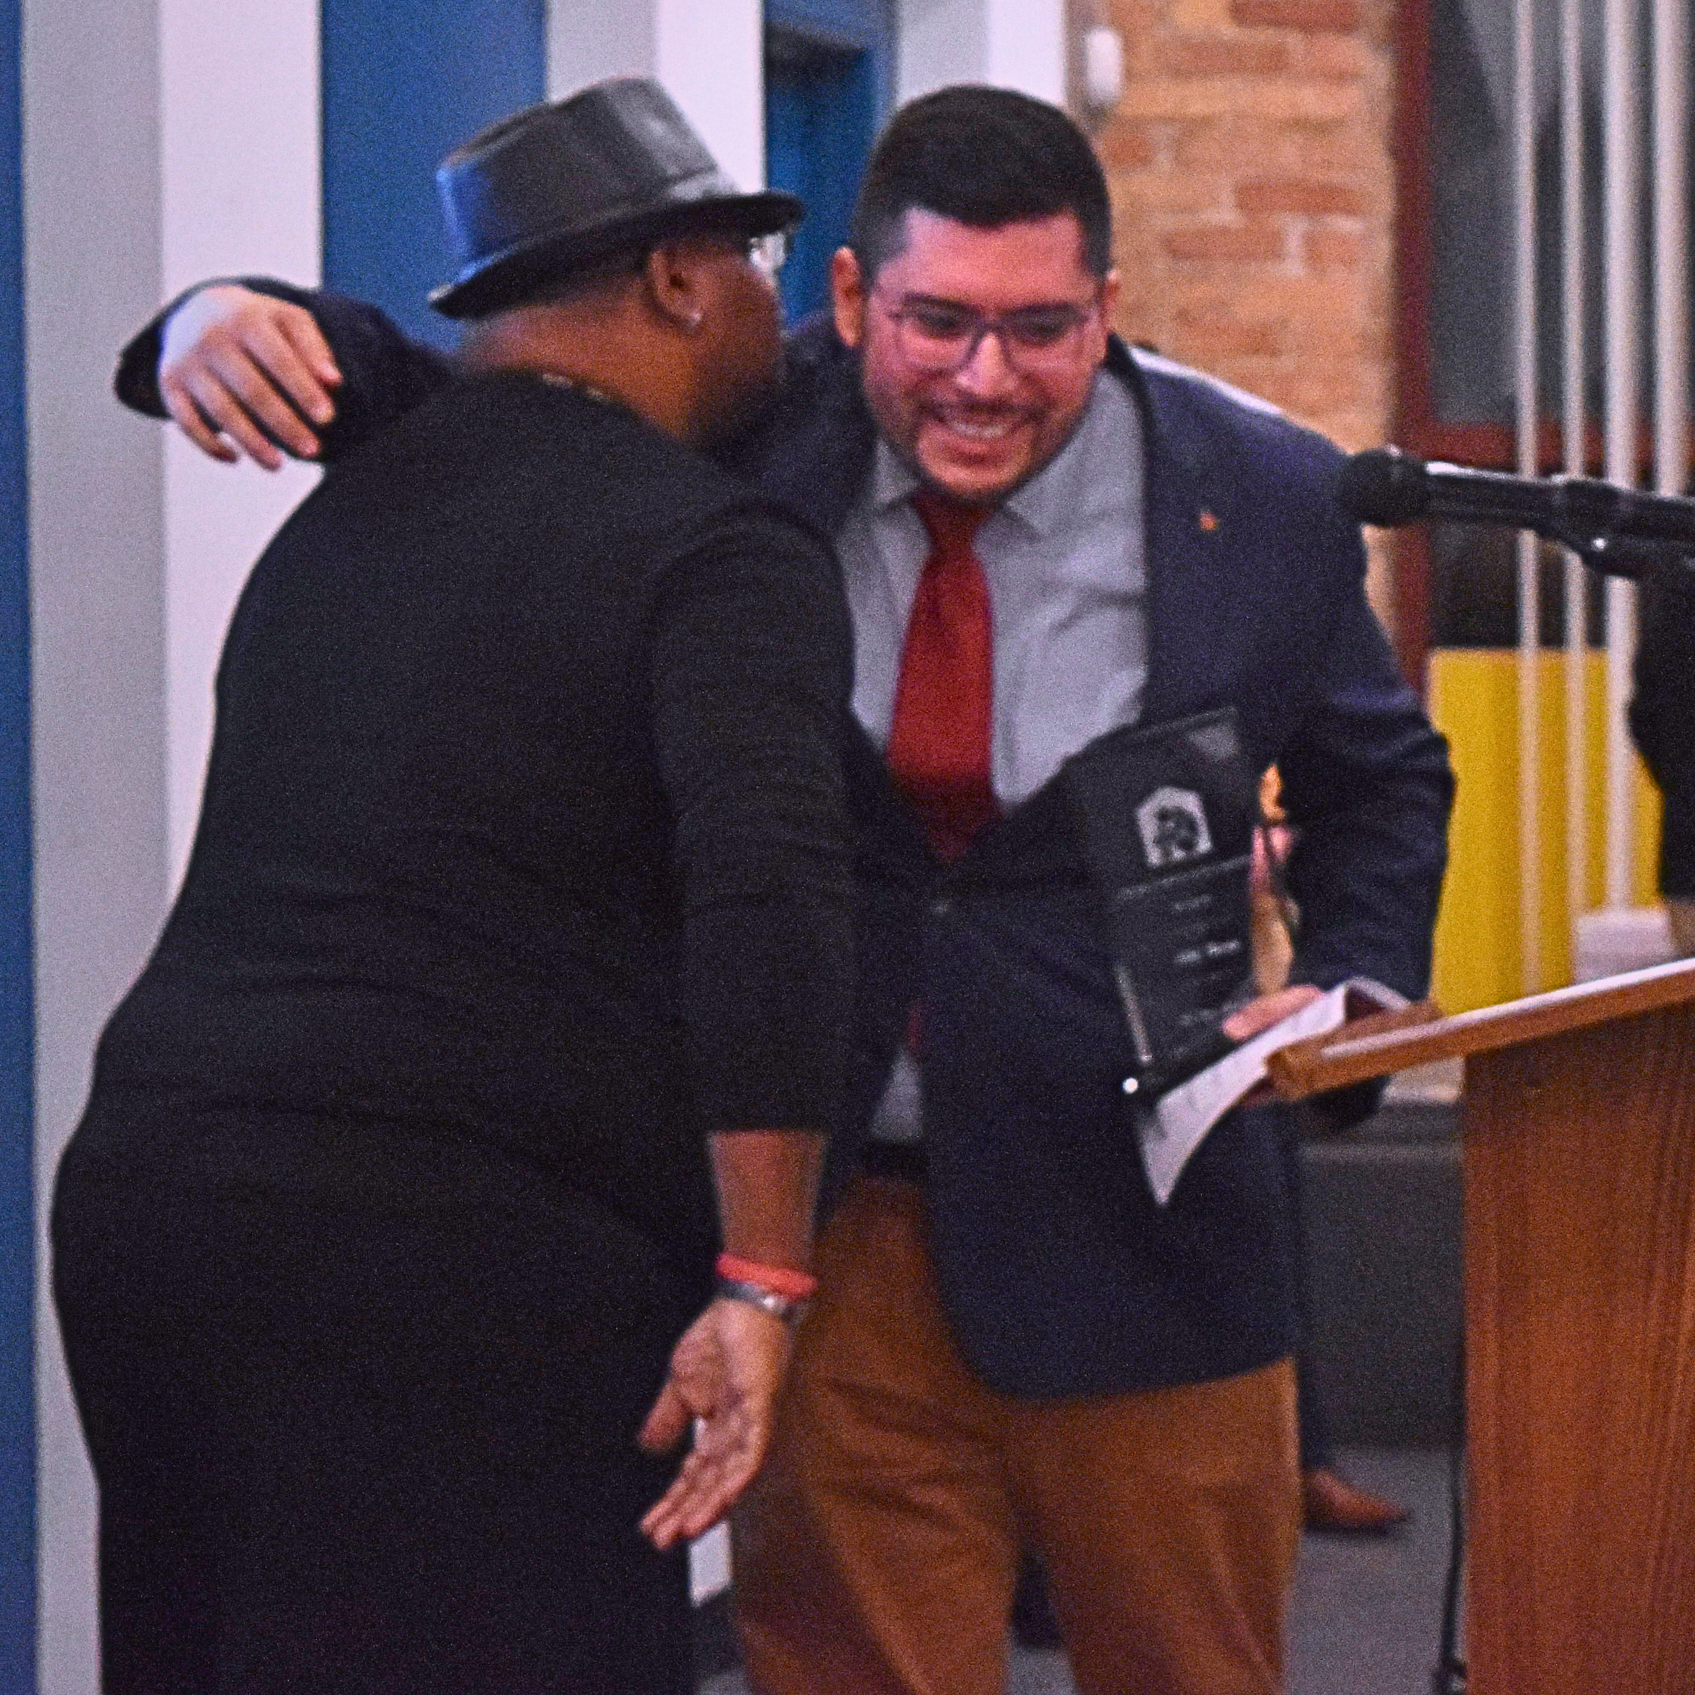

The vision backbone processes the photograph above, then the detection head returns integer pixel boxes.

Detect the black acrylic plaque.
[1062,707,1257,1097]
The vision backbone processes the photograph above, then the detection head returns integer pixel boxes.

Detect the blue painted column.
[0,0,34,1683]
[322,0,547,349]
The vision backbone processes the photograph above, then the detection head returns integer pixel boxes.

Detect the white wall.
[898,0,1068,104]
[547,0,656,99]
[548,0,765,189]
[25,0,166,1684]
[160,0,321,885]
[27,4,321,1688]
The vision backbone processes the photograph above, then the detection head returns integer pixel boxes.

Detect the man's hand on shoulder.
[636,1294,794,1551]
[159,285,342,470]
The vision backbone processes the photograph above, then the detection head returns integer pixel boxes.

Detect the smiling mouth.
[927,410,1033,444]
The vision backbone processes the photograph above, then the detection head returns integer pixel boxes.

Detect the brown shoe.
[1303,1466,1410,1535]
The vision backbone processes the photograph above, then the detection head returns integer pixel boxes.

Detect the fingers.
[637,1297,793,1550]
[161,367,290,470]
[637,1381,691,1456]
[158,289,337,467]
[159,380,239,464]
[1221,982,1326,1042]
[277,308,343,405]
[238,310,339,431]
[205,334,324,461]
[640,1400,766,1551]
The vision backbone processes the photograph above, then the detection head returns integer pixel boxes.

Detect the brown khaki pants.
[733,1176,1301,1695]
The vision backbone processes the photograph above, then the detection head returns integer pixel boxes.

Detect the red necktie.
[886,491,999,862]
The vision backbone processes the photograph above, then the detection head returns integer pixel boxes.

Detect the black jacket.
[1631,570,1695,896]
[90,371,854,1265]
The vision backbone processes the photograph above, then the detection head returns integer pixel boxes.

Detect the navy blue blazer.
[732,322,1453,1396]
[117,296,1454,1398]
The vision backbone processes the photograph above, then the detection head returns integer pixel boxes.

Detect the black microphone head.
[1336,446,1431,526]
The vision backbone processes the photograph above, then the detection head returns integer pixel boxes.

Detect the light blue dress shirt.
[838,370,1150,1142]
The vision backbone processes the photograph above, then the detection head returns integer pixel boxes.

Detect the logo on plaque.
[1136,786,1212,868]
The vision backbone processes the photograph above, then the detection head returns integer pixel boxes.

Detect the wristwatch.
[715,1276,810,1325]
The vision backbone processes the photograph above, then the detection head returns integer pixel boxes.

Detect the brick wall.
[1090,0,1399,613]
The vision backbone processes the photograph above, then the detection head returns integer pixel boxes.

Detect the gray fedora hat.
[430,77,803,319]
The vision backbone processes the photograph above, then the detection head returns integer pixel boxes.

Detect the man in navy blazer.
[118,84,1451,1695]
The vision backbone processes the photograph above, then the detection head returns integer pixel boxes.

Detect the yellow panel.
[1426,649,1664,1015]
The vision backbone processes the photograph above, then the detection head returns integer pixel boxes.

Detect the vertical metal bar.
[1562,0,1589,942]
[1602,0,1642,909]
[1514,0,1543,990]
[1653,0,1689,503]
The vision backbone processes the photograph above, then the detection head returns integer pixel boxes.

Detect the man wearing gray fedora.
[55,81,853,1695]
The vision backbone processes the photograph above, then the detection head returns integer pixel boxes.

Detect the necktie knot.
[912,490,990,561]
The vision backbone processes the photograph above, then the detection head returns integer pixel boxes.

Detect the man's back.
[93,372,853,1247]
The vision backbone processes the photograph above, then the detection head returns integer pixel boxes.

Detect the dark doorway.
[764,0,893,323]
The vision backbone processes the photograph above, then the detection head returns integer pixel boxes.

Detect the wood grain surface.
[1266,958,1695,1100]
[1463,1003,1695,1695]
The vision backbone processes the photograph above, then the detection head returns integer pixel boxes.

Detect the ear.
[1090,268,1122,360]
[641,241,709,334]
[831,247,866,349]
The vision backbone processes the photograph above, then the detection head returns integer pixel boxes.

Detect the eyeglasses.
[743,231,790,281]
[874,291,1099,375]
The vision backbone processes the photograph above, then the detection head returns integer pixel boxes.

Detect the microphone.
[1335,446,1695,575]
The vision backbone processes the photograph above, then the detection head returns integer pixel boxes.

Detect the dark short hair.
[850,86,1113,282]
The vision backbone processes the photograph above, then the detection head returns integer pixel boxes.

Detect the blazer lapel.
[1114,344,1240,726]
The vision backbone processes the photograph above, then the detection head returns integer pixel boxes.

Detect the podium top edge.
[1269,956,1695,1099]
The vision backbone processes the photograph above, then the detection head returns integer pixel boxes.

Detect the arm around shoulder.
[114,276,454,466]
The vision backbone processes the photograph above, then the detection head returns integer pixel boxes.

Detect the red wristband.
[715,1252,817,1302]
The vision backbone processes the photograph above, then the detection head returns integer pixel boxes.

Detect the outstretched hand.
[637,1296,794,1551]
[158,285,342,470]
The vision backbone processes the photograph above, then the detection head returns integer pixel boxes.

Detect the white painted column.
[983,0,1067,103]
[1651,0,1688,508]
[899,0,1067,104]
[654,0,764,192]
[161,0,322,887]
[547,0,764,190]
[27,5,320,1689]
[25,0,167,1682]
[548,0,656,97]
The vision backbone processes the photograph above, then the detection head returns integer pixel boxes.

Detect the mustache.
[922,399,1039,422]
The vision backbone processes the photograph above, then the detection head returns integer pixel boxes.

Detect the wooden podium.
[1268,958,1695,1695]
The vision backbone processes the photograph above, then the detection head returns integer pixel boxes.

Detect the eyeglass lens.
[890,298,1093,372]
[747,232,789,280]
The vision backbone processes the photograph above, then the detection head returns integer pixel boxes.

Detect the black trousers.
[52,1103,699,1695]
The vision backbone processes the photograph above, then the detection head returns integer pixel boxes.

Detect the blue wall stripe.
[766,0,890,54]
[321,0,547,351]
[765,0,893,323]
[0,0,34,1683]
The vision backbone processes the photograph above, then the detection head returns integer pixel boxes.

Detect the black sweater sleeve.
[113,277,453,464]
[649,507,855,1137]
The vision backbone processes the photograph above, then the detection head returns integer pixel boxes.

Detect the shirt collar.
[1001,372,1119,539]
[870,437,921,512]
